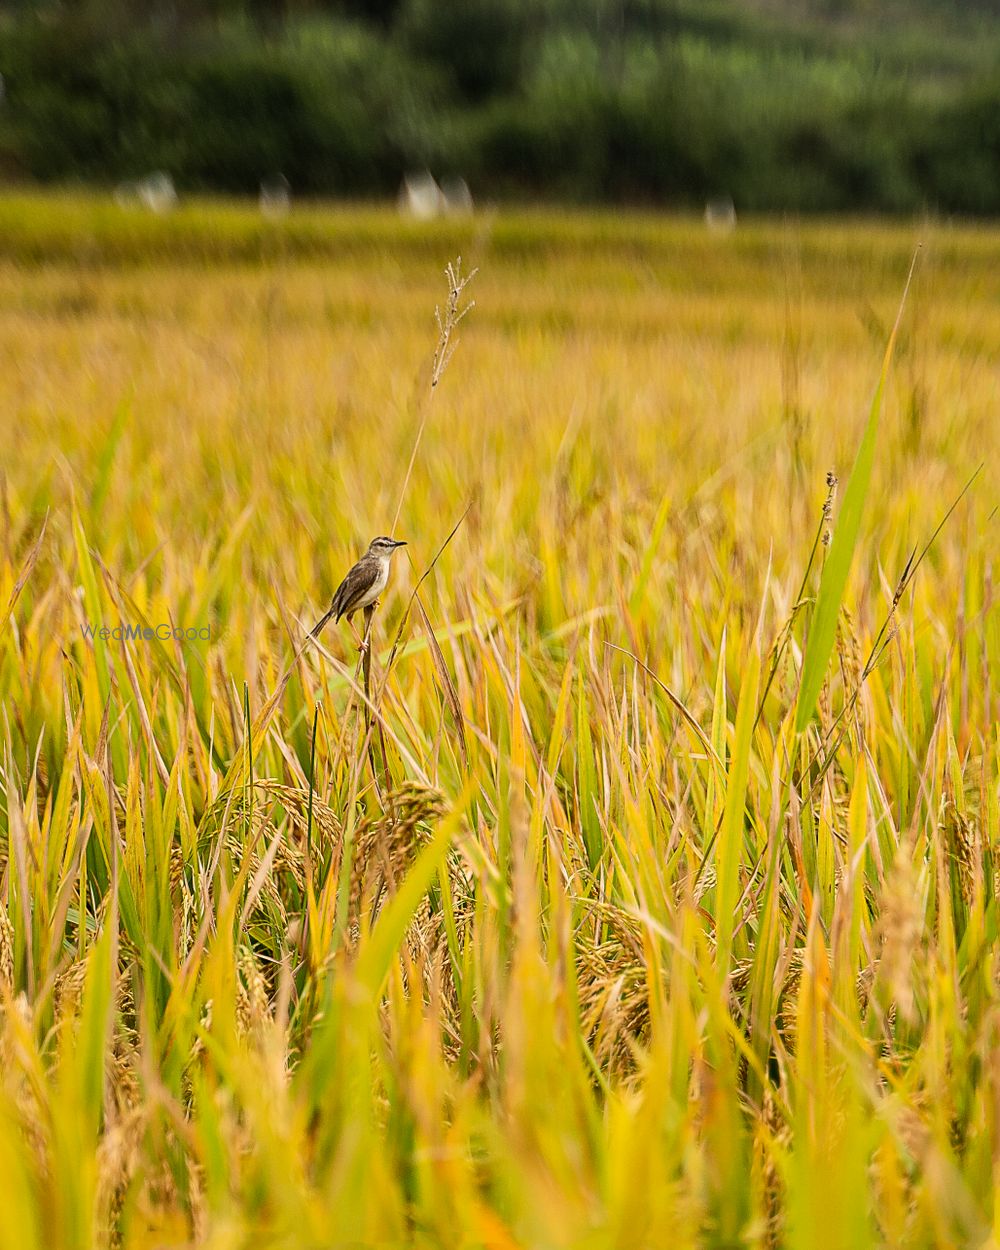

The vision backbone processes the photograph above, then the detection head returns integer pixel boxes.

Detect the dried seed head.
[941,797,975,909]
[753,1088,790,1248]
[431,256,477,388]
[822,470,838,521]
[837,605,863,693]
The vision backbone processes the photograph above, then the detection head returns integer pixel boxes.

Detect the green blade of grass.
[795,250,918,734]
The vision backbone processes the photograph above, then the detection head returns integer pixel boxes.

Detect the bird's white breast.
[357,558,390,608]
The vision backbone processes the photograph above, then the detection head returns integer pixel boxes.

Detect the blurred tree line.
[1,0,1000,211]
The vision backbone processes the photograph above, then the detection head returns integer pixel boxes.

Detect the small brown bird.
[311,535,407,646]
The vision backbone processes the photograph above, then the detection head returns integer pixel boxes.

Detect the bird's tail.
[310,607,335,638]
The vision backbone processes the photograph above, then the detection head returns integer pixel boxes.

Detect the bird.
[311,536,407,648]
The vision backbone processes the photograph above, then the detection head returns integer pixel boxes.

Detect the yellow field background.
[0,197,998,1248]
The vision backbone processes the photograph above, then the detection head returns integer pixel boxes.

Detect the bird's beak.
[393,539,407,548]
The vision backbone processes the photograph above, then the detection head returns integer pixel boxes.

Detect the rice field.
[0,194,998,1248]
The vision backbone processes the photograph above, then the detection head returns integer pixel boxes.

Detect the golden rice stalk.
[0,904,13,991]
[877,843,922,1026]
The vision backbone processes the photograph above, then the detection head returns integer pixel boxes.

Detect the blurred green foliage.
[1,0,1000,210]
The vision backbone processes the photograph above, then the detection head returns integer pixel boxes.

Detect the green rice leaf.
[795,253,917,734]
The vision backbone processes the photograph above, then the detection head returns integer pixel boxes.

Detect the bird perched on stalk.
[311,536,407,649]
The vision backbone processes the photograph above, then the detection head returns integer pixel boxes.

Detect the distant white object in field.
[260,174,292,219]
[399,171,445,220]
[137,172,177,214]
[441,176,474,217]
[705,197,737,234]
[115,174,177,213]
